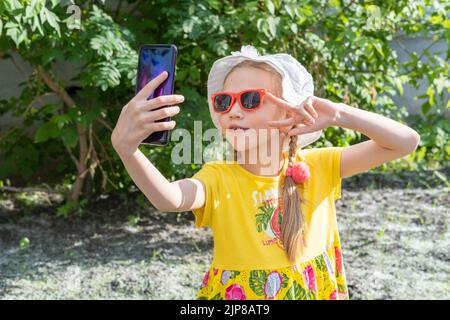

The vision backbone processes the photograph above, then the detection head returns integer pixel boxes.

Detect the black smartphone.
[135,44,177,146]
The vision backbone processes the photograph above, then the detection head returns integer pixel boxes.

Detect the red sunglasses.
[211,88,268,114]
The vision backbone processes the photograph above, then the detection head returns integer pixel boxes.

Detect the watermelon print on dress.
[255,197,284,247]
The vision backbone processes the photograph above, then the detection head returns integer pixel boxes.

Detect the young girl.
[111,45,420,300]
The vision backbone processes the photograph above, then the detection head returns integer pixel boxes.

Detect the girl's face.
[218,66,288,153]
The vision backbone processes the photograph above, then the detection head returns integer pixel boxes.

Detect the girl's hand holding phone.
[111,71,184,158]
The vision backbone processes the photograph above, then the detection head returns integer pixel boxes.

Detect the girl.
[111,45,420,300]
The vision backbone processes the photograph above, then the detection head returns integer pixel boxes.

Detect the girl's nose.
[227,100,244,119]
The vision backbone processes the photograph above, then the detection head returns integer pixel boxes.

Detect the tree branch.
[36,66,77,108]
[61,137,81,171]
[96,118,113,132]
[92,125,116,174]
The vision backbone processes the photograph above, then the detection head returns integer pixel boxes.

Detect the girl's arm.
[115,149,206,212]
[265,94,421,179]
[111,71,205,212]
[333,102,420,178]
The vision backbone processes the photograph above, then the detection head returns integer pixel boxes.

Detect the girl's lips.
[228,126,249,131]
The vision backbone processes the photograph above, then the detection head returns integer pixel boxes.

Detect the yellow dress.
[191,147,349,300]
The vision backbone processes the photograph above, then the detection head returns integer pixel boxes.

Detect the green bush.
[0,0,448,210]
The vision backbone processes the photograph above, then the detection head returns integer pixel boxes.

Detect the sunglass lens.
[241,91,261,109]
[214,94,232,112]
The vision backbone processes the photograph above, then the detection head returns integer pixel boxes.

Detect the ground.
[0,169,449,299]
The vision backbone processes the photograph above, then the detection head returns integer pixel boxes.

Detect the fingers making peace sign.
[265,92,341,136]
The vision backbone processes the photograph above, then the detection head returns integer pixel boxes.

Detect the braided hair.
[280,134,310,263]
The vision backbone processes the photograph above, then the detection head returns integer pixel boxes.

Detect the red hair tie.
[285,161,311,184]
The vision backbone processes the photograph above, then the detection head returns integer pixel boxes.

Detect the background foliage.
[0,0,449,212]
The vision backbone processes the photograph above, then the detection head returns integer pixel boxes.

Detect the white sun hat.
[207,45,323,151]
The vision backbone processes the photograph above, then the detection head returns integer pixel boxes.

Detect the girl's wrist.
[114,144,139,161]
[331,102,349,127]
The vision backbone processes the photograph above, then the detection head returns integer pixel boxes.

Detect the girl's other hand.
[111,71,184,157]
[266,93,342,136]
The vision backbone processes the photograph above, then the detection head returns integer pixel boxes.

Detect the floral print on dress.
[264,271,283,299]
[221,270,231,285]
[196,243,350,300]
[335,246,344,275]
[221,270,240,285]
[202,270,210,288]
[225,284,246,300]
[329,290,338,300]
[302,265,317,292]
[323,250,335,276]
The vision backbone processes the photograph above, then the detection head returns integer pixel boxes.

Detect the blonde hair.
[226,60,308,263]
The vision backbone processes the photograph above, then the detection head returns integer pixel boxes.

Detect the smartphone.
[135,44,177,146]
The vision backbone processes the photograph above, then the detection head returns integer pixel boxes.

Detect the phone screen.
[136,44,177,146]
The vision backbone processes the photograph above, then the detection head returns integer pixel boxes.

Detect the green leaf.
[433,76,450,94]
[34,122,60,143]
[32,14,44,36]
[4,0,23,11]
[314,255,327,272]
[256,18,264,33]
[49,0,60,8]
[284,4,294,19]
[283,281,309,300]
[265,0,275,15]
[211,293,222,300]
[281,272,289,288]
[25,5,34,18]
[61,127,79,148]
[51,113,72,129]
[421,101,431,114]
[415,146,426,162]
[329,0,341,7]
[0,19,3,36]
[426,86,435,106]
[43,7,61,36]
[417,4,424,18]
[394,77,403,95]
[31,0,45,13]
[373,42,384,57]
[249,270,267,296]
[39,7,46,24]
[6,25,21,46]
[267,16,277,38]
[430,14,443,25]
[290,23,298,34]
[77,106,102,130]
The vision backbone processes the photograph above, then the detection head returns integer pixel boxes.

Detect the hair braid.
[280,134,308,263]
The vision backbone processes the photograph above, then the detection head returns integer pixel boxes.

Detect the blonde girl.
[111,45,420,300]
